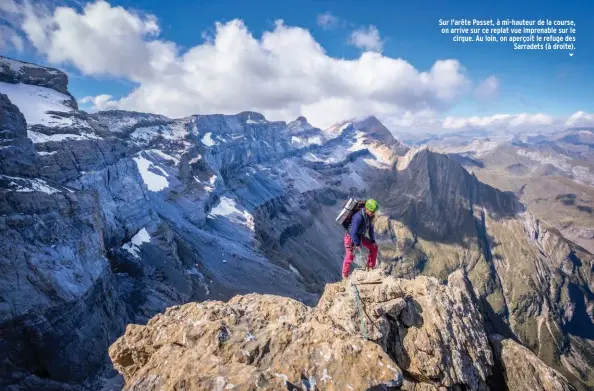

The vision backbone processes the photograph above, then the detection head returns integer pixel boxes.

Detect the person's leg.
[361,237,378,269]
[342,234,355,277]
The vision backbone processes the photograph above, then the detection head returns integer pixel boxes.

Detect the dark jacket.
[348,209,375,246]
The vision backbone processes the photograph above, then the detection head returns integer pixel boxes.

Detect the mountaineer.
[340,198,379,279]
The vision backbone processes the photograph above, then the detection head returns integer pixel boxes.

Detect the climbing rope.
[351,282,369,340]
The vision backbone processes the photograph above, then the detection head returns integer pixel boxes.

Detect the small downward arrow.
[569,53,574,56]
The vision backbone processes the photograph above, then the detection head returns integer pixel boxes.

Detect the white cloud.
[20,0,167,80]
[383,111,581,136]
[474,75,499,101]
[80,94,119,111]
[6,1,508,130]
[443,113,555,130]
[0,25,24,51]
[349,25,383,52]
[0,0,19,14]
[317,12,340,30]
[565,111,594,128]
[0,0,24,52]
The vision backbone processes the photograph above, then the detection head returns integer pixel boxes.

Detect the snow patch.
[2,175,61,194]
[308,135,323,145]
[208,196,255,231]
[27,130,101,143]
[209,196,242,216]
[130,125,161,143]
[364,157,389,169]
[303,152,325,163]
[289,265,301,277]
[161,121,188,141]
[201,132,216,147]
[322,121,351,140]
[147,149,180,165]
[348,131,368,152]
[1,58,26,72]
[37,150,57,156]
[153,165,169,177]
[0,82,74,127]
[292,135,324,147]
[122,228,151,259]
[189,154,202,164]
[0,58,54,73]
[133,155,169,192]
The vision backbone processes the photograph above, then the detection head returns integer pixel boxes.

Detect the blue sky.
[2,0,593,132]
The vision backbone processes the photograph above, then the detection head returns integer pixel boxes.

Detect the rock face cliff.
[109,269,574,391]
[1,55,593,391]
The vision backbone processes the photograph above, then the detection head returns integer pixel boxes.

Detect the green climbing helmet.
[365,198,378,212]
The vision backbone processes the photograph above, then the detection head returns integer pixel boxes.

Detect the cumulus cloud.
[16,1,571,135]
[19,0,167,80]
[316,12,340,30]
[565,111,594,128]
[474,75,499,101]
[5,1,475,129]
[349,25,383,52]
[80,94,120,111]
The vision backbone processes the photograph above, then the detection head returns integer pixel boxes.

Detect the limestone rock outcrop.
[109,270,575,391]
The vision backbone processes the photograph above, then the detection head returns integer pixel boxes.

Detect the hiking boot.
[341,276,350,287]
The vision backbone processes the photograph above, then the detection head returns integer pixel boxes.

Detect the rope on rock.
[351,282,369,340]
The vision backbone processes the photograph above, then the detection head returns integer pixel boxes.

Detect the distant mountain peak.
[352,115,405,151]
[287,116,315,133]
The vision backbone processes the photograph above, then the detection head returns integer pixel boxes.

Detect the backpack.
[336,198,366,230]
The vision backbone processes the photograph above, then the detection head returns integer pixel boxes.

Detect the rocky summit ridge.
[109,269,574,391]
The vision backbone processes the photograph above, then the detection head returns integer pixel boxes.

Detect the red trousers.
[342,233,378,277]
